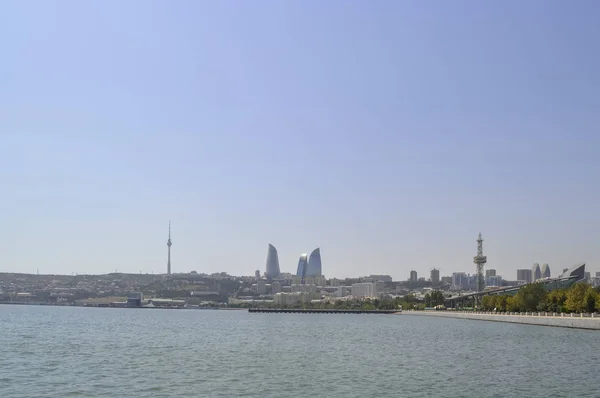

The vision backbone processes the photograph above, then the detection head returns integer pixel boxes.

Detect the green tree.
[514,283,547,312]
[547,289,567,313]
[403,294,417,303]
[360,300,375,310]
[378,300,395,310]
[393,297,404,309]
[481,295,495,311]
[506,296,520,312]
[430,290,445,306]
[495,295,508,312]
[583,286,597,313]
[424,293,432,307]
[566,283,589,313]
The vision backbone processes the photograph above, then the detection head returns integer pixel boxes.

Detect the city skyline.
[5,225,592,281]
[2,2,599,279]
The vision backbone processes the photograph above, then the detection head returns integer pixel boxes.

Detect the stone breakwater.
[404,311,600,330]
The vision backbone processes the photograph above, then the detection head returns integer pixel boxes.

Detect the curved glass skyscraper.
[296,254,308,279]
[532,263,542,282]
[306,248,322,277]
[265,244,280,280]
[541,263,551,279]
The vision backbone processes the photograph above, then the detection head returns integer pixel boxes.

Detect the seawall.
[403,311,600,330]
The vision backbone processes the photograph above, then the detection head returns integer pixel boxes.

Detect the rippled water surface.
[1,305,599,397]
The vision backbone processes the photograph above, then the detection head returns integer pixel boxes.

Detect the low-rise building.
[351,282,377,299]
[368,275,393,283]
[273,292,311,306]
[291,284,317,294]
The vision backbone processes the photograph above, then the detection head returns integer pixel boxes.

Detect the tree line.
[480,282,600,313]
[240,293,447,311]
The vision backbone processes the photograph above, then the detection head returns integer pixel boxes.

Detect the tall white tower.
[167,221,172,275]
[474,233,487,292]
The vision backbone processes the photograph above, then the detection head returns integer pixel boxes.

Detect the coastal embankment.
[404,310,600,330]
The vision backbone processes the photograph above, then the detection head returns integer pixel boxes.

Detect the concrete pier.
[403,311,600,330]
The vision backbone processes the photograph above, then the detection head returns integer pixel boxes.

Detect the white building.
[291,284,317,294]
[256,280,267,294]
[351,282,377,299]
[273,292,311,306]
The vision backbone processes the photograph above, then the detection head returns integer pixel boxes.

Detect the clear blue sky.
[1,1,599,280]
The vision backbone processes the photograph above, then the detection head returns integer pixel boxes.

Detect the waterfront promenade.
[404,310,600,330]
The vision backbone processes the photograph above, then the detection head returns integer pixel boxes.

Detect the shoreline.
[248,308,401,314]
[403,310,600,330]
[0,302,243,310]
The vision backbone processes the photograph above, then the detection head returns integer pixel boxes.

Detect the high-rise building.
[430,268,440,285]
[467,274,478,291]
[409,270,418,283]
[451,272,467,290]
[487,275,503,287]
[532,263,542,282]
[485,269,496,278]
[306,248,322,277]
[255,270,261,279]
[296,254,309,280]
[265,244,281,280]
[541,264,551,279]
[295,248,323,281]
[517,269,532,284]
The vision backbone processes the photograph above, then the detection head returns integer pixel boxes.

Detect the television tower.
[167,221,172,275]
[474,233,487,292]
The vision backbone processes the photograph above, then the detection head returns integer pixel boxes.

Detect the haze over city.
[2,1,599,279]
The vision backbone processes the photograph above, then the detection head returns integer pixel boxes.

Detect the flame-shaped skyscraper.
[265,244,281,280]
